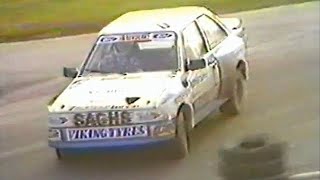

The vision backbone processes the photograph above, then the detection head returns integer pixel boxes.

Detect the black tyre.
[220,70,247,115]
[55,148,63,160]
[218,159,287,180]
[55,148,68,161]
[169,112,189,159]
[219,134,287,164]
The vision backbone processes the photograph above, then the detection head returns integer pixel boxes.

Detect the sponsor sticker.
[189,74,208,87]
[151,32,175,40]
[123,33,150,41]
[99,35,122,43]
[66,125,148,141]
[73,111,132,127]
[98,32,175,44]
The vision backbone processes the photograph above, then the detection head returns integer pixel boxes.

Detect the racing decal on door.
[188,73,208,88]
[188,70,210,111]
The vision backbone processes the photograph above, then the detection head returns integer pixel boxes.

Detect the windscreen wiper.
[171,69,180,74]
[84,69,127,76]
[84,69,102,73]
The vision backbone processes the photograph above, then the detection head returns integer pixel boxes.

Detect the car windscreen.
[82,31,178,75]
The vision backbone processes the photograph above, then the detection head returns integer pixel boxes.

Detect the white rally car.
[47,6,249,159]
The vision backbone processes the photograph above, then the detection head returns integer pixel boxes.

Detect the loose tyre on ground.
[219,134,287,164]
[218,134,288,180]
[218,159,287,179]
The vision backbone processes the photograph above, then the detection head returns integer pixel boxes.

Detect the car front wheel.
[169,112,189,159]
[55,148,63,160]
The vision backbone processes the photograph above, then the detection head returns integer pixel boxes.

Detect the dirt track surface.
[0,2,319,180]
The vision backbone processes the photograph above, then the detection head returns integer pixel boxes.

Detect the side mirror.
[63,67,78,78]
[221,17,246,40]
[221,17,242,30]
[232,18,242,30]
[187,59,206,71]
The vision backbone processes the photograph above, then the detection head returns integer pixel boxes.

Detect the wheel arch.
[218,59,249,99]
[177,103,194,132]
[236,59,249,80]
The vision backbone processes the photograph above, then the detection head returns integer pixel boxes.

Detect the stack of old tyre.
[218,134,289,180]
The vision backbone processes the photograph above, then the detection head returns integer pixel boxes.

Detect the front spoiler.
[49,137,174,153]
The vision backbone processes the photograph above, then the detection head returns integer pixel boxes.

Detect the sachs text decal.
[73,111,132,127]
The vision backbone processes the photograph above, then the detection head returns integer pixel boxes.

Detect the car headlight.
[131,110,172,122]
[48,128,61,141]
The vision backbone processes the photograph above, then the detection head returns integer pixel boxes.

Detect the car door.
[181,22,217,124]
[195,15,222,99]
[196,14,245,100]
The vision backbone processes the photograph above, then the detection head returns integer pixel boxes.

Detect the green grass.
[0,0,315,42]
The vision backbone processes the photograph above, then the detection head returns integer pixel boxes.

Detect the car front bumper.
[48,120,176,152]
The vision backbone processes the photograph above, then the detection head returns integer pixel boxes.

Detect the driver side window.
[197,15,228,50]
[182,22,208,60]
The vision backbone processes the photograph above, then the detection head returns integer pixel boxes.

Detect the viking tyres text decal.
[67,125,148,141]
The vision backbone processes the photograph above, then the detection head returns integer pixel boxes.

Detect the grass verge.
[0,0,315,42]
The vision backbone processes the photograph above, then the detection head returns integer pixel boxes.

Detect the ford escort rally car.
[47,6,249,159]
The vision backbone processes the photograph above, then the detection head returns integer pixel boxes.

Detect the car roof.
[98,6,214,35]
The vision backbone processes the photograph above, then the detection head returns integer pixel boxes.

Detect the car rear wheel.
[169,112,189,159]
[220,70,247,115]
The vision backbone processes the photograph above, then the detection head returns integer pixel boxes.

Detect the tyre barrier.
[218,134,289,180]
